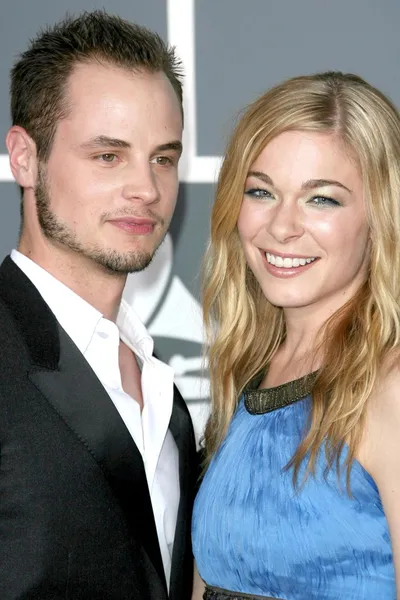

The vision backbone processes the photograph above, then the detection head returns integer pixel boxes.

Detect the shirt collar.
[11,250,153,358]
[11,249,102,354]
[117,298,154,361]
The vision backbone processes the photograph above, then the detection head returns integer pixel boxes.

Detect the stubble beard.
[34,165,165,274]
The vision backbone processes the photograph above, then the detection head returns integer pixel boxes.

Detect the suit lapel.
[0,256,167,593]
[168,387,197,599]
[30,329,167,590]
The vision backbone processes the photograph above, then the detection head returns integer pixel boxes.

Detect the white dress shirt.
[11,249,180,588]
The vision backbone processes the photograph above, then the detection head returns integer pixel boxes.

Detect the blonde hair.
[203,71,400,485]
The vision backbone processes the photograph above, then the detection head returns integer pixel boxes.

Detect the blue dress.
[192,394,395,599]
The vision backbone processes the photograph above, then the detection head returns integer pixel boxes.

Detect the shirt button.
[98,331,108,339]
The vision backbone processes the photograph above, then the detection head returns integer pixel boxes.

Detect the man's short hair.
[10,10,183,161]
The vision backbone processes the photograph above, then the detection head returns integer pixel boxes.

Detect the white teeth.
[265,253,316,269]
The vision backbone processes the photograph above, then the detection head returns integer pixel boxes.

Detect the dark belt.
[204,584,284,600]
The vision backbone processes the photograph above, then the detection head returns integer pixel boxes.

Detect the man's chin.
[86,248,154,274]
[106,256,153,274]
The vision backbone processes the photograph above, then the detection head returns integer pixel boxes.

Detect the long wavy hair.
[203,71,400,485]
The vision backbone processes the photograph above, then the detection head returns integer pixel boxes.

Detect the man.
[0,11,197,600]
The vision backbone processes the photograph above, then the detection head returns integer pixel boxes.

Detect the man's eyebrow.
[154,141,183,155]
[247,171,352,194]
[79,137,183,156]
[79,135,131,149]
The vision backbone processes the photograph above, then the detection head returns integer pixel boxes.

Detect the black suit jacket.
[0,256,197,600]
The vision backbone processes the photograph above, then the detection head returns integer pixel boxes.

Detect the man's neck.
[16,245,126,322]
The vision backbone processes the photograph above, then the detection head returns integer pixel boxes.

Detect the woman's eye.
[309,196,341,207]
[244,188,274,199]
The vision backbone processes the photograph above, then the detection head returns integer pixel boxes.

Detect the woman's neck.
[265,306,326,387]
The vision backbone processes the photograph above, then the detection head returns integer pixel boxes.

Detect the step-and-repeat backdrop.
[1,0,400,441]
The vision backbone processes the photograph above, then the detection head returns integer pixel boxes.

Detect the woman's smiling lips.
[108,217,156,235]
[260,249,320,277]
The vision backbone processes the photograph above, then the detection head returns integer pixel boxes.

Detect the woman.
[192,72,400,599]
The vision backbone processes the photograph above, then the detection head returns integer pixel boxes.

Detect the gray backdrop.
[1,0,399,441]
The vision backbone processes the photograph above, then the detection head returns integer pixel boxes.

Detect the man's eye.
[153,156,173,166]
[97,153,118,163]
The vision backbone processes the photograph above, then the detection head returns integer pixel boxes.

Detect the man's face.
[34,62,183,273]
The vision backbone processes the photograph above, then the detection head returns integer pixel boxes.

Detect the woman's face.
[237,130,370,317]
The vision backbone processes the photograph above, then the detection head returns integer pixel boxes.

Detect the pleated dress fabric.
[192,394,395,599]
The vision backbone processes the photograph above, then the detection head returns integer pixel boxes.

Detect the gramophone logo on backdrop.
[123,232,210,440]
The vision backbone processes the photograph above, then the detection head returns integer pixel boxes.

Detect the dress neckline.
[244,370,318,415]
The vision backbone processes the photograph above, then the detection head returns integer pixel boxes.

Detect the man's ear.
[6,126,38,189]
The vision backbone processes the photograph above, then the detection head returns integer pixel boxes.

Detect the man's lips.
[108,217,157,234]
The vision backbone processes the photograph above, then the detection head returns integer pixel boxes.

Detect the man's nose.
[121,161,159,204]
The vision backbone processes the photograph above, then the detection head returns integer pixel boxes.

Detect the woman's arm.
[364,367,400,599]
[192,562,205,600]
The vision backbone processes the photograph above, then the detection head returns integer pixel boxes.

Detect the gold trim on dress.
[244,371,318,415]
